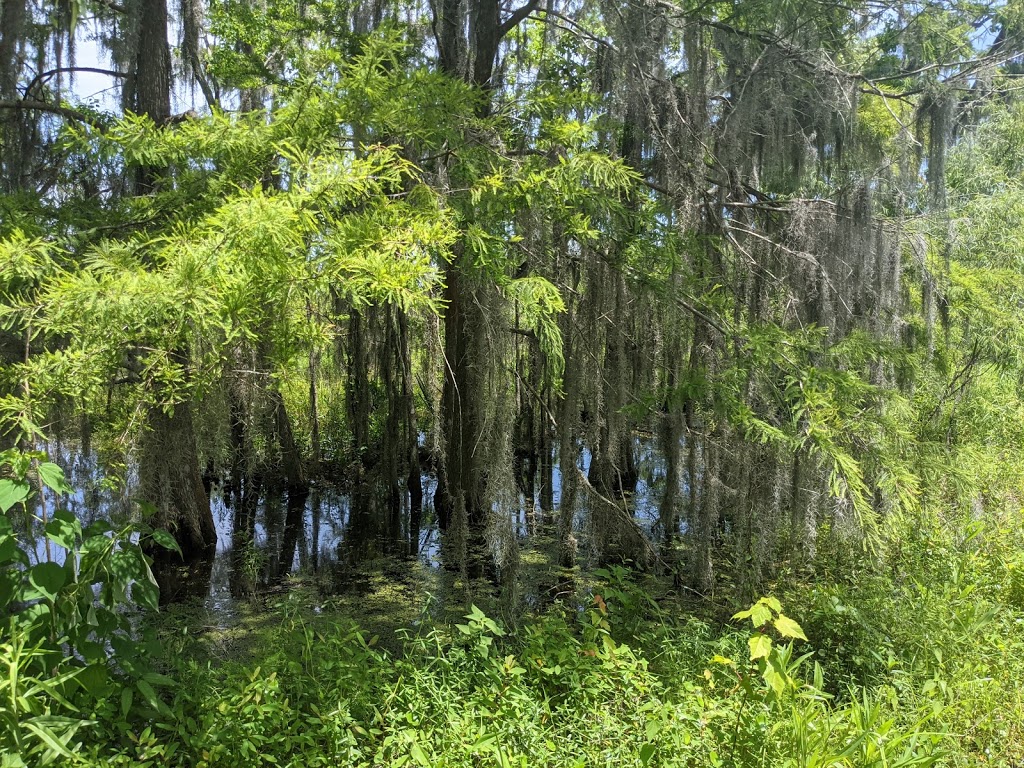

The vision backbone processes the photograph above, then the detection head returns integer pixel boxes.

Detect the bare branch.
[0,99,106,129]
[499,0,543,37]
[22,67,127,100]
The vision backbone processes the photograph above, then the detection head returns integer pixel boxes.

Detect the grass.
[71,520,1024,768]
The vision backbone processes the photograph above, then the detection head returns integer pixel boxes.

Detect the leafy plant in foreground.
[0,449,173,765]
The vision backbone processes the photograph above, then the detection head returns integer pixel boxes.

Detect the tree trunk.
[130,0,172,194]
[347,305,372,468]
[308,301,321,469]
[127,0,215,599]
[140,401,217,601]
[436,257,490,575]
[432,0,538,574]
[270,386,305,490]
[0,0,26,189]
[399,309,423,554]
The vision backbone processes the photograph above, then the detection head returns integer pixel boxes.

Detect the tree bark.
[137,407,209,554]
[0,0,26,189]
[129,0,172,194]
[347,305,372,468]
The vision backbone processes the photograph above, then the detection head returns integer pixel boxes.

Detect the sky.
[67,18,201,115]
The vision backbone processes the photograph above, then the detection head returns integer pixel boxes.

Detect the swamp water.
[26,438,684,625]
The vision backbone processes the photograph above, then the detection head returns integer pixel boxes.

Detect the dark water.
[22,438,683,618]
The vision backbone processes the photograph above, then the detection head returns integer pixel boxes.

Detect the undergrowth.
[73,515,1024,768]
[3,452,1022,767]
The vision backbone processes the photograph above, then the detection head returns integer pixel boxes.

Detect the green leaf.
[149,528,182,556]
[83,520,112,537]
[136,679,162,711]
[76,663,110,699]
[45,510,80,551]
[471,733,497,752]
[748,633,773,660]
[773,614,808,641]
[28,561,67,601]
[410,742,430,767]
[639,743,657,766]
[0,478,30,513]
[762,662,788,697]
[0,536,17,564]
[37,463,73,494]
[749,602,773,628]
[23,720,75,759]
[120,687,133,717]
[131,579,160,611]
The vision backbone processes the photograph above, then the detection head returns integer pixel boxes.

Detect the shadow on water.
[199,471,444,620]
[25,436,687,626]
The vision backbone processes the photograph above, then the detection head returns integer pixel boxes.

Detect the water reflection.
[24,436,685,615]
[203,473,443,613]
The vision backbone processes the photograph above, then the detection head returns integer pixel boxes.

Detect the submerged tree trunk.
[431,0,540,576]
[399,309,423,554]
[659,347,685,555]
[588,272,637,497]
[308,324,321,470]
[437,259,490,575]
[691,435,717,593]
[140,401,217,601]
[275,487,309,581]
[125,0,216,600]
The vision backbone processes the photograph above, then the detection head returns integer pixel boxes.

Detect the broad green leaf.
[28,561,67,601]
[639,743,657,766]
[131,579,160,611]
[0,534,19,564]
[120,687,133,717]
[748,633,772,660]
[76,663,110,698]
[136,679,162,711]
[410,742,430,767]
[82,520,112,537]
[37,463,73,494]
[762,663,788,697]
[45,510,80,551]
[471,733,497,752]
[773,614,808,641]
[141,672,176,687]
[749,602,773,628]
[0,478,30,513]
[149,528,182,555]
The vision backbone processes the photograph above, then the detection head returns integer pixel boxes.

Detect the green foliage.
[62,557,1024,768]
[0,450,177,766]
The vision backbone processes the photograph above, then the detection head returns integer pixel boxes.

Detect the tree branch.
[22,67,127,100]
[0,100,106,129]
[499,0,543,37]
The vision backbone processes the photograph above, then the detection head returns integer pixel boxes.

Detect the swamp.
[3,0,1024,764]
